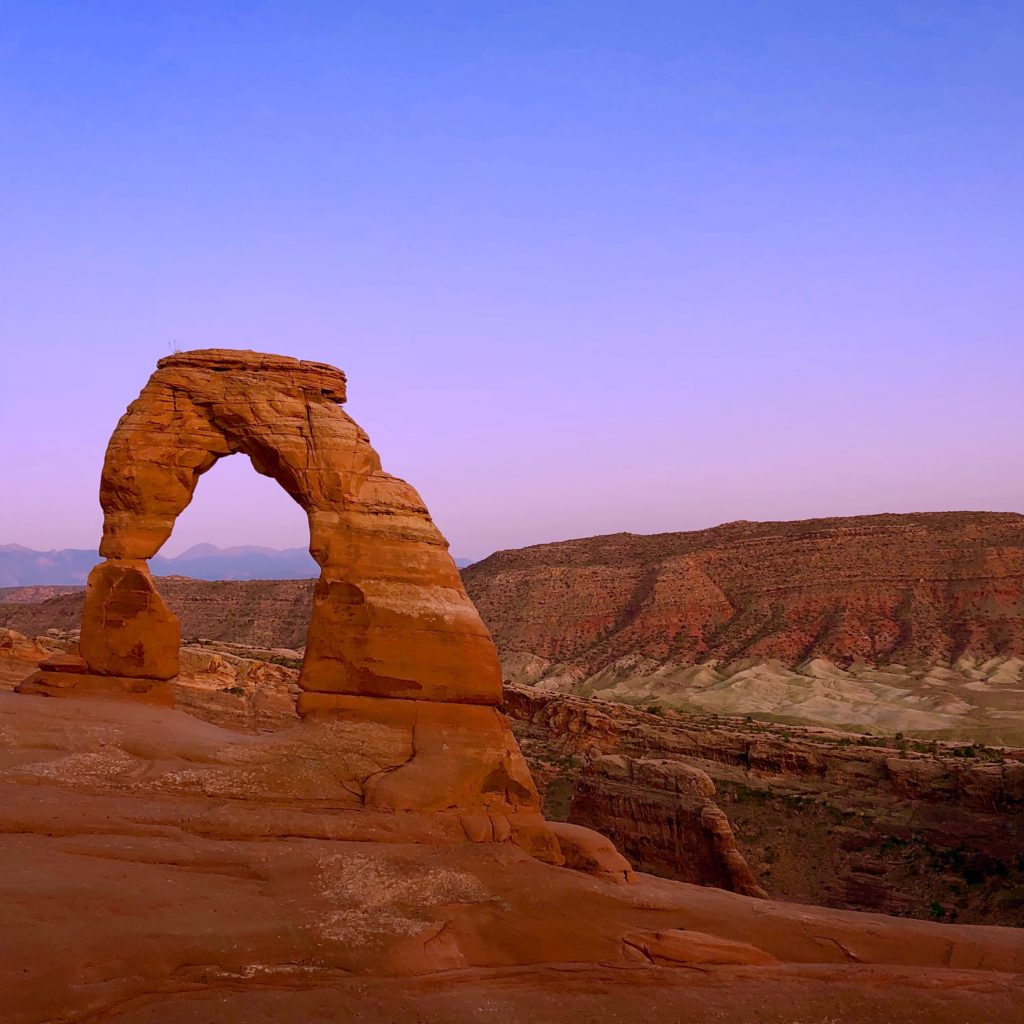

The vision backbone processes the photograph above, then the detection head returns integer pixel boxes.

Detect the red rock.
[78,560,180,678]
[462,512,1024,675]
[60,348,500,705]
[35,652,87,673]
[12,350,558,833]
[622,928,778,966]
[0,628,57,690]
[504,684,1024,925]
[546,820,635,883]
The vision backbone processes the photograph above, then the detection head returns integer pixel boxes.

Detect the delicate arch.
[73,349,501,706]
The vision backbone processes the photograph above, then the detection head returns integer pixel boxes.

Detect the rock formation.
[4,349,1024,1018]
[463,512,1024,673]
[10,626,1024,926]
[11,510,1024,728]
[15,350,559,830]
[25,349,498,705]
[461,513,1024,736]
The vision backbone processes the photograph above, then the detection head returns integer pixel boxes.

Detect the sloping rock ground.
[0,629,759,897]
[3,686,1024,1023]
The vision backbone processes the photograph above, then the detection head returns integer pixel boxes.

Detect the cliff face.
[7,512,1024,738]
[459,512,1024,740]
[10,509,1024,687]
[504,685,764,897]
[462,511,1024,674]
[505,686,1024,926]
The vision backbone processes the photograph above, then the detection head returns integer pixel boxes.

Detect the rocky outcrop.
[11,510,1024,737]
[9,621,1024,924]
[0,628,65,690]
[3,627,758,897]
[30,349,499,706]
[11,353,1024,1021]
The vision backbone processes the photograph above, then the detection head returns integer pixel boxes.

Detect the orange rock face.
[70,348,501,704]
[78,561,180,678]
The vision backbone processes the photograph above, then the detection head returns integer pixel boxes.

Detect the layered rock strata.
[462,511,1024,682]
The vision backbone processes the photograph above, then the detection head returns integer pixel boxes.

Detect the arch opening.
[154,451,315,575]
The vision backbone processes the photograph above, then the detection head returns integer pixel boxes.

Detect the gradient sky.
[1,2,1022,560]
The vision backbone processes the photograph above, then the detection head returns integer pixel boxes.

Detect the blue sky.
[1,2,1022,559]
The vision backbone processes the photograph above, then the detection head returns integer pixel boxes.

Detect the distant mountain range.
[0,543,473,585]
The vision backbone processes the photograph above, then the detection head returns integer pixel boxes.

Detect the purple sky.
[2,2,1022,561]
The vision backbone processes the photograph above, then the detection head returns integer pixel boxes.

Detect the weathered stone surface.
[0,628,59,689]
[505,684,1024,925]
[545,821,635,883]
[622,928,779,966]
[18,349,547,823]
[75,348,500,705]
[507,686,767,898]
[3,689,1024,1024]
[17,668,177,703]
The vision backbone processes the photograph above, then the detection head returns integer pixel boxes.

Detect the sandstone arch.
[18,349,645,870]
[36,349,502,707]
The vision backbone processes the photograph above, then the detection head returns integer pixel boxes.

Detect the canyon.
[9,510,1024,740]
[4,625,1023,929]
[465,512,1024,738]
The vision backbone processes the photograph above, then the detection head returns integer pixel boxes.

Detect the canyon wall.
[505,686,1024,926]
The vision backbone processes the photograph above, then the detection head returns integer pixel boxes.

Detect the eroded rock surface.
[463,513,1024,726]
[2,689,1024,1024]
